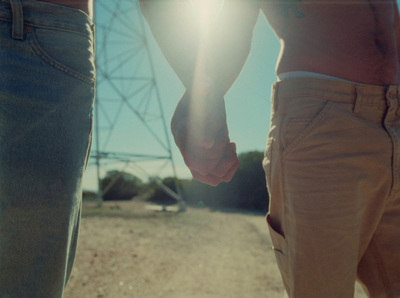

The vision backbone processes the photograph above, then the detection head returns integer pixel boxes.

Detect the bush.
[185,151,269,212]
[146,177,190,206]
[100,170,143,201]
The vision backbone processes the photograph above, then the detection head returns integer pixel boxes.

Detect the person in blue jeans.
[0,0,94,297]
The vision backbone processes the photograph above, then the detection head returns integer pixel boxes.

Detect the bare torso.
[262,0,400,85]
[37,0,93,19]
[37,0,399,86]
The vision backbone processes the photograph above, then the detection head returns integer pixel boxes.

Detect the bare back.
[262,0,400,85]
[37,0,93,18]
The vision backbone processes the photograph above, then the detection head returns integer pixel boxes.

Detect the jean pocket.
[282,99,333,154]
[267,214,289,286]
[28,26,95,85]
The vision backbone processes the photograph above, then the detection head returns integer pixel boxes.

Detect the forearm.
[199,0,261,94]
[139,0,200,90]
[139,0,261,95]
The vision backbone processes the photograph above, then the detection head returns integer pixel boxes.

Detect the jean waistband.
[274,77,400,109]
[0,0,93,38]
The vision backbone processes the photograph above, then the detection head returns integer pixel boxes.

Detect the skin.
[262,0,400,85]
[141,0,400,186]
[140,0,262,186]
[42,0,400,185]
[37,0,94,18]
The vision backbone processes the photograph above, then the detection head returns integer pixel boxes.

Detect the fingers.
[182,141,235,175]
[191,157,239,186]
[171,90,228,153]
[170,91,239,186]
[188,142,240,186]
[173,116,228,154]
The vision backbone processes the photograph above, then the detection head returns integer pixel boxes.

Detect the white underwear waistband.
[278,71,356,83]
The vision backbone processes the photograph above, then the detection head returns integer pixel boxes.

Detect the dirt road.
[64,201,367,298]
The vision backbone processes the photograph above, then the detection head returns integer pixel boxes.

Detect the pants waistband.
[274,77,400,110]
[0,0,93,39]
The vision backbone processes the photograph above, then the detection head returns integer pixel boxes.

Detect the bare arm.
[139,0,199,90]
[139,0,261,94]
[140,0,262,185]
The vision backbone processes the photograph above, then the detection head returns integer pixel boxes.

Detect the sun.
[189,0,225,35]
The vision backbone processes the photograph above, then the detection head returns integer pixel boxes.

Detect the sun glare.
[190,0,224,34]
[186,0,226,148]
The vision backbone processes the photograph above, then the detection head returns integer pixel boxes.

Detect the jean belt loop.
[354,85,362,116]
[386,85,400,116]
[386,86,397,106]
[91,23,96,56]
[9,0,24,40]
[397,87,400,116]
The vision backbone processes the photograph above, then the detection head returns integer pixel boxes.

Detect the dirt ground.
[64,200,367,298]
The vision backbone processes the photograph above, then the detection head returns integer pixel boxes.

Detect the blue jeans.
[0,0,95,297]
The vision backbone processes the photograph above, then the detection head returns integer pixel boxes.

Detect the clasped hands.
[171,89,239,186]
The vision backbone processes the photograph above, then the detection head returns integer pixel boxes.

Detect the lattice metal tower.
[90,0,183,208]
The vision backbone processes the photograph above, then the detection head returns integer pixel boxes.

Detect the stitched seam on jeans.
[0,16,12,23]
[371,238,394,298]
[278,112,290,282]
[0,18,93,39]
[282,100,334,156]
[25,22,92,38]
[83,112,94,171]
[29,31,95,86]
[281,93,386,108]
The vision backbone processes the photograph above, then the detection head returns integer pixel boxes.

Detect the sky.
[145,13,281,167]
[83,2,281,191]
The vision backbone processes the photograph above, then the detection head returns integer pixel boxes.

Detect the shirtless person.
[39,0,93,18]
[141,0,400,297]
[1,0,95,297]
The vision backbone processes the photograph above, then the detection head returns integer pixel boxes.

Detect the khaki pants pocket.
[267,214,289,291]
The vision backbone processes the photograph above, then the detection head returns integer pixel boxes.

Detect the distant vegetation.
[100,170,143,201]
[184,151,269,212]
[85,151,269,212]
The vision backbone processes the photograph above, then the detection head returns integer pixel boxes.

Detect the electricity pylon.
[91,0,184,210]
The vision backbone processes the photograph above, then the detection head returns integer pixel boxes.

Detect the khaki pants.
[263,78,400,298]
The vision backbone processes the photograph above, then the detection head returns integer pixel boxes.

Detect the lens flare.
[186,0,226,151]
[190,0,224,35]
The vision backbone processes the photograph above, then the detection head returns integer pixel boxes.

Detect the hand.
[171,90,240,186]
